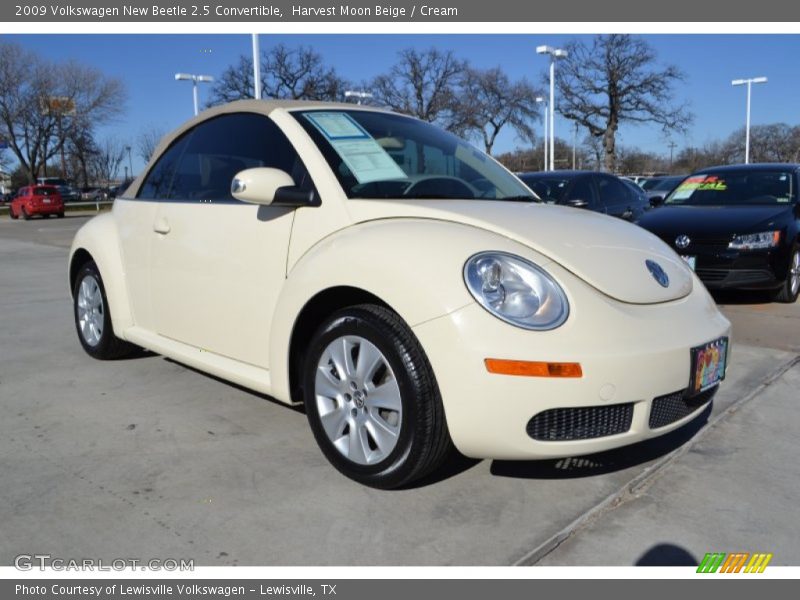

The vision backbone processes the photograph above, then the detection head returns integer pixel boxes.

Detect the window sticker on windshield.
[304,112,370,140]
[673,175,727,199]
[304,113,408,184]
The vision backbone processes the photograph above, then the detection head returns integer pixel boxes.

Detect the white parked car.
[69,100,731,488]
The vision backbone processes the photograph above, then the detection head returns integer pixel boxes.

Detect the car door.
[148,112,314,369]
[595,174,636,220]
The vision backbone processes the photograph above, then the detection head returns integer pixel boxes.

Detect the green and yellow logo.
[697,552,773,573]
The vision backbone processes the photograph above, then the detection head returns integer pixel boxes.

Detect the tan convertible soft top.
[125,99,393,197]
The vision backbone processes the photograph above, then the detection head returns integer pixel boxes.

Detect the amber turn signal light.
[484,358,583,378]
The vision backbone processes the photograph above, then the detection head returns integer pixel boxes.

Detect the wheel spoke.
[348,424,369,464]
[315,365,341,399]
[365,414,399,457]
[366,379,401,412]
[328,337,356,380]
[319,406,348,442]
[355,339,383,383]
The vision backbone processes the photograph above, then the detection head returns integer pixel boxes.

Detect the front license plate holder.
[688,337,729,396]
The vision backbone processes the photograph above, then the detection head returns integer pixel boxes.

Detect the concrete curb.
[512,352,800,566]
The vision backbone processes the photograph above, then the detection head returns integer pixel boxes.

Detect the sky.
[6,33,800,175]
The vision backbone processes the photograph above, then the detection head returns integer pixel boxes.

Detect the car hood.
[346,199,692,304]
[637,204,794,237]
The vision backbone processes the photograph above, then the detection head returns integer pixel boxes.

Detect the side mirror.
[231,167,314,207]
[566,198,589,209]
[649,195,665,207]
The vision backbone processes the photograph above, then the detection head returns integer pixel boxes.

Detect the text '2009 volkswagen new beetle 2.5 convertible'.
[69,100,731,488]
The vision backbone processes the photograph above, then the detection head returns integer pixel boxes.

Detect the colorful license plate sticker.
[689,337,728,396]
[682,255,696,270]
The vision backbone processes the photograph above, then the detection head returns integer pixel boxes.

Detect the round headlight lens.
[464,252,569,330]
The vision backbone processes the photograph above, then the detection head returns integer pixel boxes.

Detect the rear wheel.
[773,246,800,303]
[303,304,453,489]
[57,212,65,218]
[73,261,138,359]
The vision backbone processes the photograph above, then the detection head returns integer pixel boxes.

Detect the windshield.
[650,177,684,192]
[293,110,535,201]
[665,170,796,206]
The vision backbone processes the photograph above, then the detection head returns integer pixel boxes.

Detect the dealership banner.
[4,0,800,22]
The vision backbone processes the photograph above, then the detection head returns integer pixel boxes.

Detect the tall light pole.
[344,90,373,105]
[535,97,547,171]
[252,34,261,100]
[124,145,133,181]
[732,76,767,164]
[537,45,568,171]
[174,73,215,116]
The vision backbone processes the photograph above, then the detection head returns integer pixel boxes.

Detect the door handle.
[153,218,171,234]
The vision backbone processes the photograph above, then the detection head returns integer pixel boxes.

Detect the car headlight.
[464,252,569,330]
[728,231,781,250]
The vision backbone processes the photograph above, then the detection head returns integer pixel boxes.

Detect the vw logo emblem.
[675,234,691,249]
[646,260,670,288]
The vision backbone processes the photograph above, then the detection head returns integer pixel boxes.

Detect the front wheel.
[9,206,18,220]
[303,304,453,489]
[73,261,138,359]
[773,246,800,303]
[20,206,30,220]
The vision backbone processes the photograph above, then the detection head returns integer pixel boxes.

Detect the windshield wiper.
[498,195,540,203]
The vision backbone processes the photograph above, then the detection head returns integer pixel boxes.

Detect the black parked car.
[517,170,650,221]
[637,164,800,303]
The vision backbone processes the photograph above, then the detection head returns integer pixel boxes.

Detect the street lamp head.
[553,49,569,58]
[752,77,768,84]
[196,75,214,83]
[174,73,193,81]
[535,96,546,103]
[536,45,553,55]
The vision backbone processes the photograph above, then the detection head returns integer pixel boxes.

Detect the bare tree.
[554,34,692,172]
[91,137,125,185]
[459,67,541,155]
[0,40,124,183]
[371,48,467,129]
[208,45,349,105]
[137,125,165,164]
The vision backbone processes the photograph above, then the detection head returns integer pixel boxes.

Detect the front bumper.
[673,244,787,291]
[412,263,731,460]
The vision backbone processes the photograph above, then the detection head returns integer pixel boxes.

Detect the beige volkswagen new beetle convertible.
[69,100,731,488]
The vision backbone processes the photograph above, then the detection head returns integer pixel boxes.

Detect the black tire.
[43,213,51,218]
[303,304,453,489]
[57,212,65,218]
[772,246,800,303]
[73,261,138,359]
[9,206,18,220]
[20,206,30,220]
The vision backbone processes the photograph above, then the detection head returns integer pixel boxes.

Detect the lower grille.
[526,403,634,441]
[649,386,718,429]
[695,269,727,282]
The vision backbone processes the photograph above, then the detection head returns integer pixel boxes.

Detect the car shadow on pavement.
[489,403,712,480]
[635,543,699,566]
[711,289,773,305]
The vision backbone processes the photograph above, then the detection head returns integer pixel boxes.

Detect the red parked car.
[9,185,64,220]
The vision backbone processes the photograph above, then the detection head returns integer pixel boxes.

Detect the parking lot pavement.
[1,216,799,566]
[537,360,800,566]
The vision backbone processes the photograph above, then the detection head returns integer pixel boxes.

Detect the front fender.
[69,212,134,337]
[268,218,554,402]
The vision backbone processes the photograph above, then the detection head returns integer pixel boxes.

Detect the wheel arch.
[68,213,134,336]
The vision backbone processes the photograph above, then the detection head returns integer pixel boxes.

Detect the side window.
[596,176,629,209]
[565,176,595,206]
[168,112,310,202]
[138,133,192,199]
